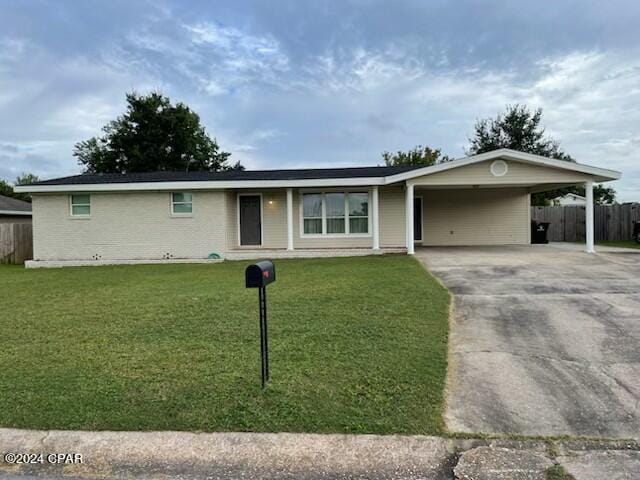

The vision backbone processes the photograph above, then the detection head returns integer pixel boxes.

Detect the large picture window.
[302,191,369,236]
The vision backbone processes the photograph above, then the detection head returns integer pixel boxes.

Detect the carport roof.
[16,148,621,193]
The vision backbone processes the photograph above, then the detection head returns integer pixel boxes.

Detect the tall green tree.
[0,180,14,198]
[0,173,40,202]
[382,145,451,166]
[74,92,242,173]
[592,184,616,204]
[468,105,615,205]
[467,104,573,160]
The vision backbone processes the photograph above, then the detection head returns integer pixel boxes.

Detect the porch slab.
[223,247,405,261]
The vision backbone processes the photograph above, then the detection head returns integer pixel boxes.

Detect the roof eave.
[386,148,621,184]
[15,176,390,193]
[15,148,622,193]
[0,210,32,215]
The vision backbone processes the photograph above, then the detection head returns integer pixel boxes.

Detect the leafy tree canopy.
[382,145,451,166]
[0,173,40,202]
[468,104,615,205]
[0,180,13,198]
[467,104,573,161]
[74,92,242,173]
[592,184,616,204]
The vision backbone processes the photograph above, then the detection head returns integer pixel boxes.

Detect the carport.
[395,150,621,253]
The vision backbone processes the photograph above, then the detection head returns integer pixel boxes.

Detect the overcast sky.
[0,0,638,200]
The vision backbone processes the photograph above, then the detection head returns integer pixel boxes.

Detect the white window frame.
[325,192,347,235]
[300,192,323,236]
[347,192,370,235]
[69,194,91,217]
[299,190,371,238]
[171,192,193,216]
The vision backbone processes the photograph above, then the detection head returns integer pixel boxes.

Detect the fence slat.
[0,223,33,264]
[531,203,639,242]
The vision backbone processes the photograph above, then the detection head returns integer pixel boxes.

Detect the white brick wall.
[30,185,532,261]
[32,192,227,261]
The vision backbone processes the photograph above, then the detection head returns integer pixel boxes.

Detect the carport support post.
[286,188,294,251]
[372,186,380,250]
[405,182,415,254]
[585,180,595,253]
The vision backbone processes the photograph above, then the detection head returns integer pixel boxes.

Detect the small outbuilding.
[0,195,32,224]
[551,193,587,206]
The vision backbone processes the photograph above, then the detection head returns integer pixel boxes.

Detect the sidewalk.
[0,429,639,479]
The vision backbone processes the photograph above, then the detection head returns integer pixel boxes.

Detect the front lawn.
[0,255,450,434]
[597,240,640,249]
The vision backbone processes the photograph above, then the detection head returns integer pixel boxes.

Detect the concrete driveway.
[417,244,640,438]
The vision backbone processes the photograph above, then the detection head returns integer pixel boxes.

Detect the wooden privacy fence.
[531,203,640,242]
[0,223,33,264]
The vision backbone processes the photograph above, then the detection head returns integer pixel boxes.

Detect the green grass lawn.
[0,255,450,434]
[597,240,640,249]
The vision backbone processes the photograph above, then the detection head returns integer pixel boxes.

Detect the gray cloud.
[0,1,639,200]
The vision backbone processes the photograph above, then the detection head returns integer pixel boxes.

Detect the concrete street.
[0,429,638,479]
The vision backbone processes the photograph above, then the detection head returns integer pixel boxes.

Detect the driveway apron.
[417,245,640,438]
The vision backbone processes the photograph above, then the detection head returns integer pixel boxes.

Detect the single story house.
[0,195,32,224]
[16,149,621,267]
[551,192,587,206]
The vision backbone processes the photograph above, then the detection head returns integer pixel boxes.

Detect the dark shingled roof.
[0,195,32,213]
[28,165,425,186]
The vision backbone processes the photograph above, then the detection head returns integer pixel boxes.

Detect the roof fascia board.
[388,149,621,184]
[0,210,32,215]
[15,176,388,193]
[14,148,621,193]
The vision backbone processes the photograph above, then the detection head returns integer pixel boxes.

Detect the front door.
[414,197,423,242]
[239,195,262,246]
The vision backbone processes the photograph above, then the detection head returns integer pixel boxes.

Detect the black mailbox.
[245,259,276,388]
[245,260,276,288]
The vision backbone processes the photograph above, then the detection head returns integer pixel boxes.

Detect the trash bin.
[633,221,640,244]
[531,221,550,244]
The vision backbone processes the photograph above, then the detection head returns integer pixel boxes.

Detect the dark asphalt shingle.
[27,165,425,186]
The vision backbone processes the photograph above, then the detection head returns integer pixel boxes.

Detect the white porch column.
[405,182,415,254]
[286,188,294,251]
[585,181,595,253]
[372,186,380,250]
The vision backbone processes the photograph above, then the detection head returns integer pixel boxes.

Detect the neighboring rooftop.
[26,165,425,186]
[0,194,32,214]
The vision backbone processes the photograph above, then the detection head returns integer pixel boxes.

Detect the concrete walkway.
[417,244,640,439]
[548,241,640,254]
[0,429,639,479]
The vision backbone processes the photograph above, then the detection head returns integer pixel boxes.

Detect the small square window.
[171,192,193,214]
[70,194,91,216]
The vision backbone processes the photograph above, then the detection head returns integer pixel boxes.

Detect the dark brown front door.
[239,195,262,246]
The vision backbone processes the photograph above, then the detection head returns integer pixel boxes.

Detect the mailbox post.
[245,260,276,388]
